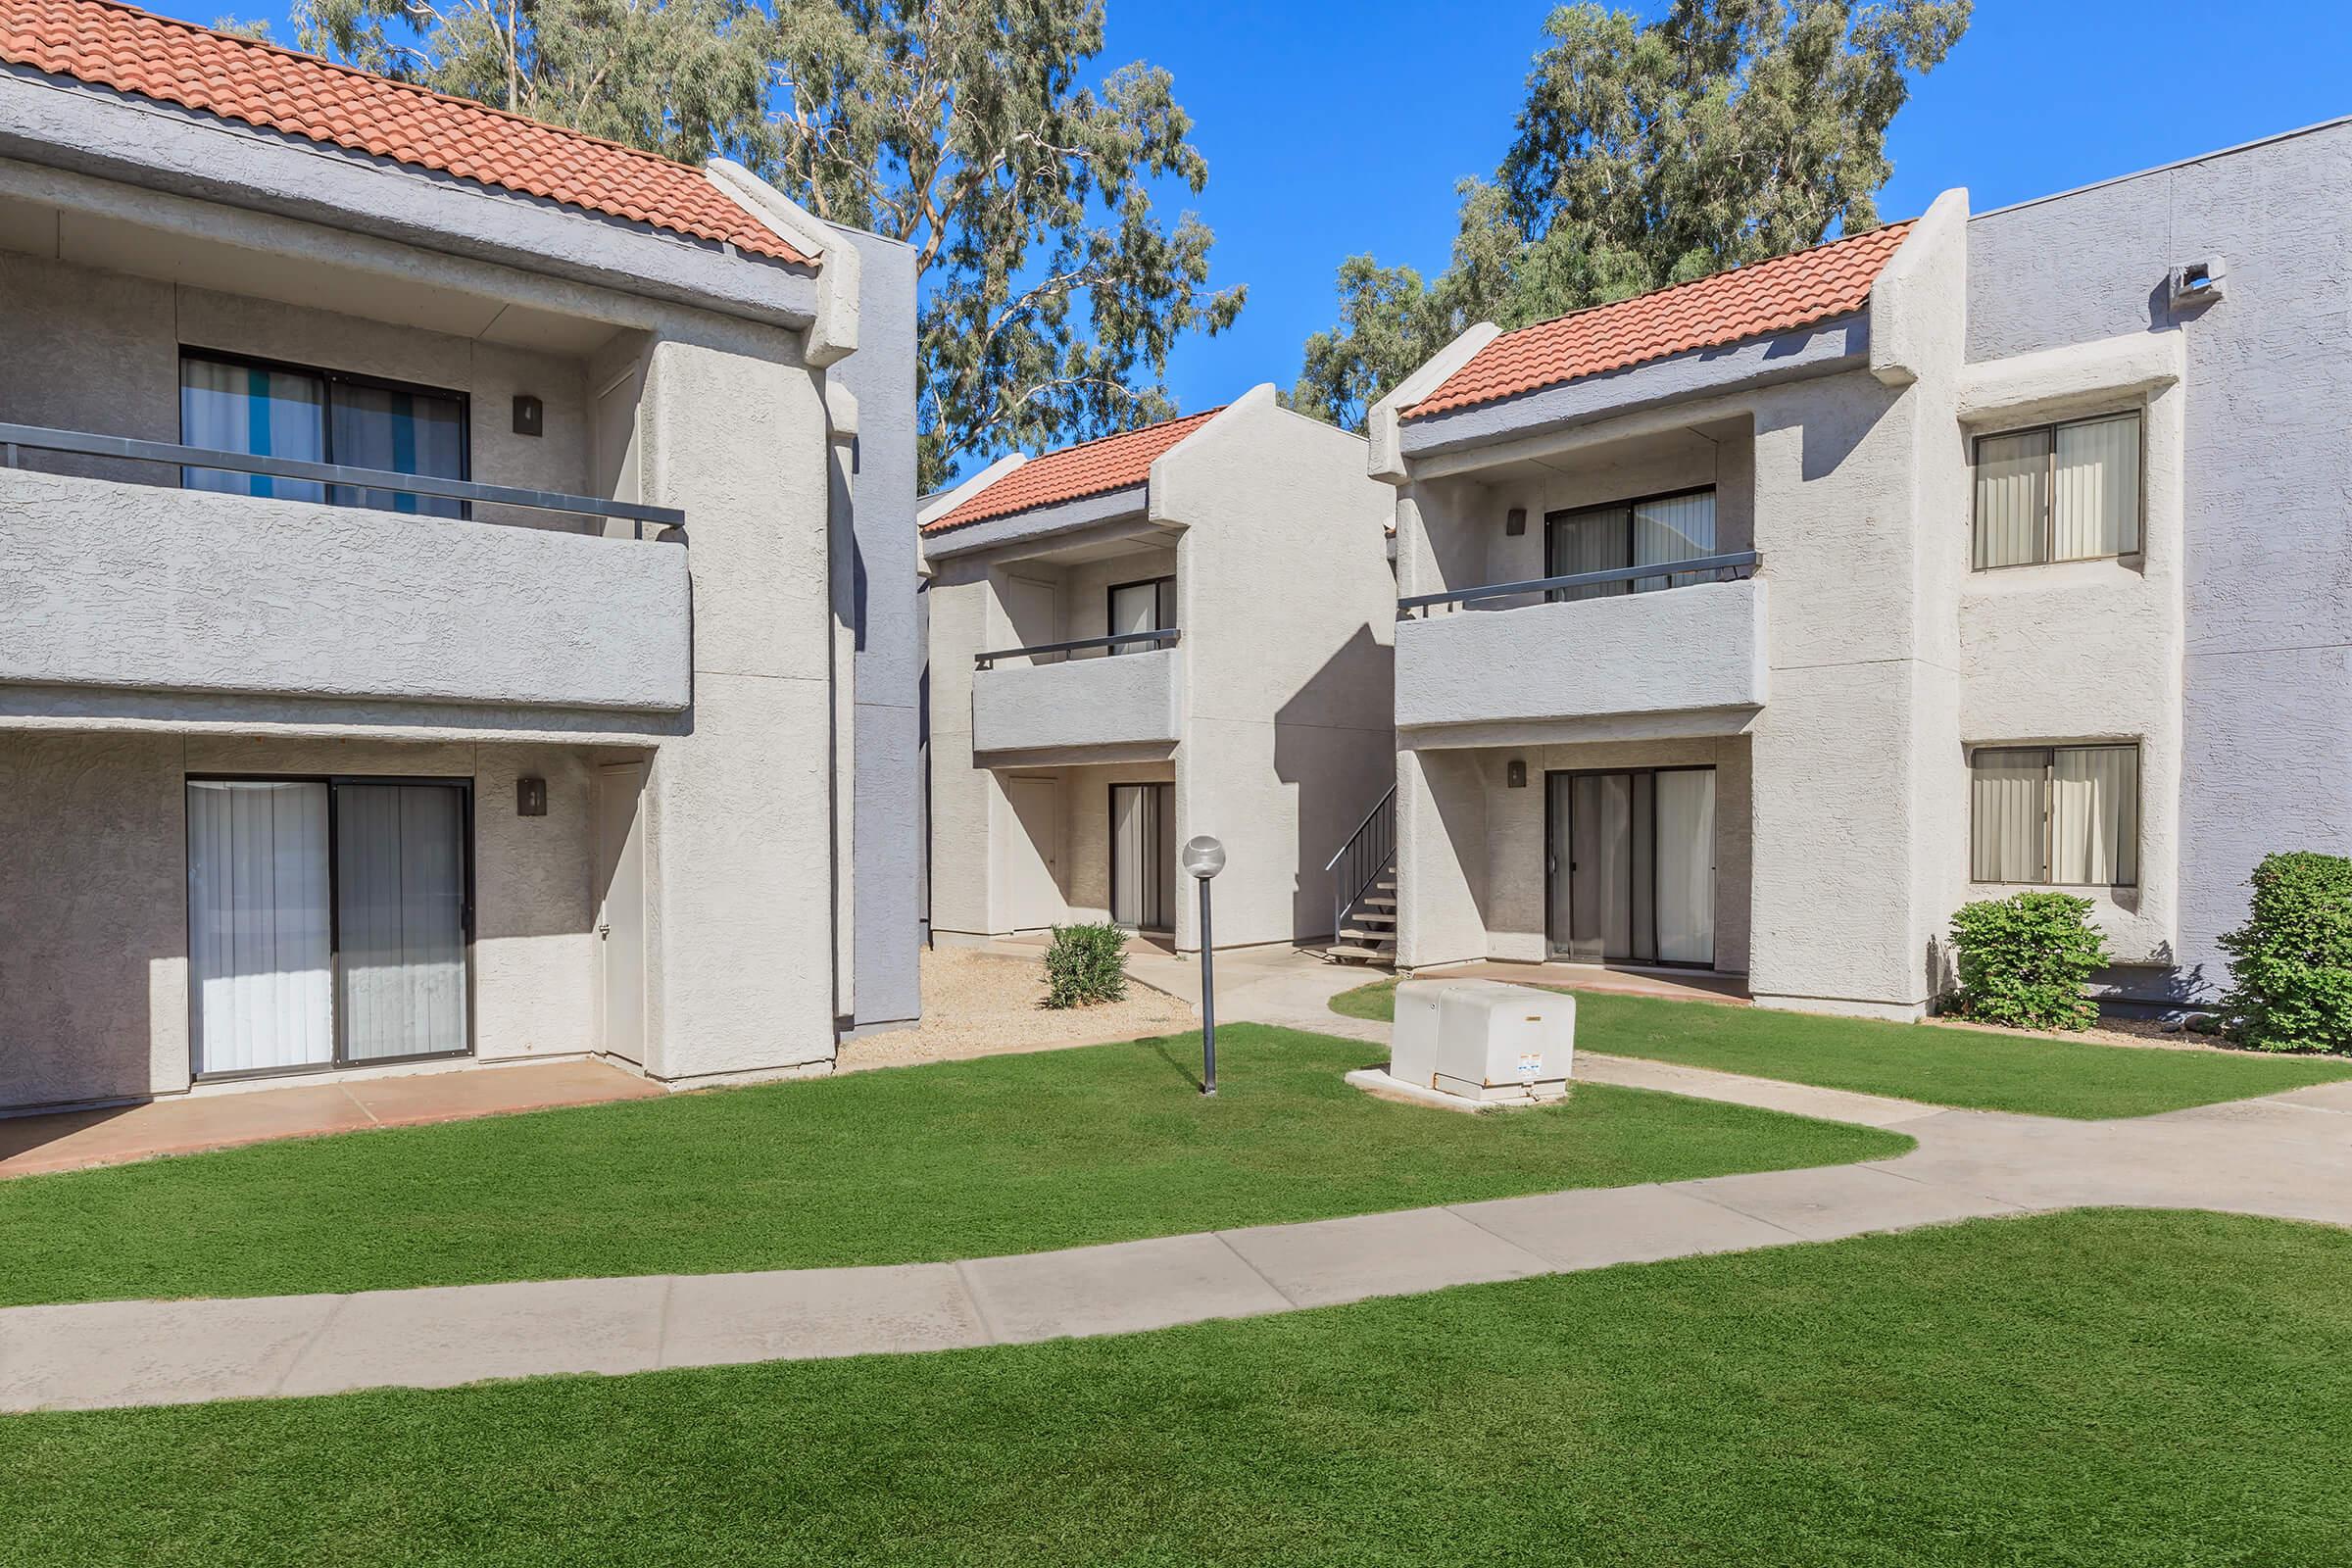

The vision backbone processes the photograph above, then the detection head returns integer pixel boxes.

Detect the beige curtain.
[1973,430,2049,569]
[2052,414,2140,561]
[1634,491,1718,589]
[2052,746,2139,886]
[1970,749,2048,882]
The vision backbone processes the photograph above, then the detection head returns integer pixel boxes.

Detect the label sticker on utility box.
[1517,1053,1542,1077]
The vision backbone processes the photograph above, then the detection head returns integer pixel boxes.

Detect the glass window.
[179,351,467,517]
[1972,413,2140,568]
[1106,576,1176,654]
[1545,488,1718,602]
[1970,745,2139,887]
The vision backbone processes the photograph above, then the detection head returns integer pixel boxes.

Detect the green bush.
[1042,922,1129,1009]
[1946,893,2109,1031]
[2218,852,2352,1054]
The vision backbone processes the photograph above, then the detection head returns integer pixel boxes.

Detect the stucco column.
[633,326,841,1081]
[1396,746,1488,969]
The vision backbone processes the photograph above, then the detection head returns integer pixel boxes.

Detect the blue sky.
[193,0,2349,429]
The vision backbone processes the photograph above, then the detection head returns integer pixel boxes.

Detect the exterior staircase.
[1324,785,1396,966]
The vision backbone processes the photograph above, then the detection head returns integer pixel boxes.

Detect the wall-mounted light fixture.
[513,394,544,437]
[1504,507,1527,537]
[1505,759,1527,789]
[516,776,548,816]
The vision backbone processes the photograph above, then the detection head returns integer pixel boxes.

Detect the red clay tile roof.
[1407,221,1912,419]
[0,0,813,266]
[926,409,1225,534]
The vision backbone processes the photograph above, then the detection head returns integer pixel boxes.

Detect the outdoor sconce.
[516,776,548,816]
[1504,507,1527,536]
[1506,759,1528,789]
[513,394,544,437]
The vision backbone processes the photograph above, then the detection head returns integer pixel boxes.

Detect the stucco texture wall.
[0,732,599,1112]
[1967,121,2352,1000]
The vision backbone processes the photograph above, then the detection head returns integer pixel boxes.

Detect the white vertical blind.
[187,781,332,1075]
[1654,771,1717,965]
[2052,414,2140,561]
[1970,750,2048,883]
[1634,491,1718,589]
[335,783,468,1061]
[2052,746,2139,886]
[1973,429,2049,569]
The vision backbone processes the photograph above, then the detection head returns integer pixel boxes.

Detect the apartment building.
[1376,120,2349,1018]
[922,386,1396,954]
[0,0,920,1111]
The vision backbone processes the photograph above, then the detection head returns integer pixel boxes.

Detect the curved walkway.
[7,1040,2350,1415]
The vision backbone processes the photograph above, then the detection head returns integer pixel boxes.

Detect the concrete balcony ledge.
[1397,578,1767,735]
[0,467,690,715]
[971,646,1181,760]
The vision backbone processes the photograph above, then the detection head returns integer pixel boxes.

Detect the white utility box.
[1389,978,1575,1104]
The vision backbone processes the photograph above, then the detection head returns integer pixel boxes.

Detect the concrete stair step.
[1325,943,1392,963]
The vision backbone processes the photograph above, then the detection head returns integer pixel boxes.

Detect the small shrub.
[2218,852,2352,1054]
[1947,892,2109,1031]
[1043,922,1128,1009]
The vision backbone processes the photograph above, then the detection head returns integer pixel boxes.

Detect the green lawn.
[7,1209,2349,1565]
[0,1024,1903,1307]
[1332,979,2352,1118]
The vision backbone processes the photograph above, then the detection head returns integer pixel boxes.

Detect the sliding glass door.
[188,777,471,1079]
[1545,767,1716,967]
[1106,576,1176,654]
[1108,782,1175,931]
[1545,489,1718,600]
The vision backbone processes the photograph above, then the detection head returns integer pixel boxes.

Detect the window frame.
[1967,743,2142,889]
[1103,573,1177,655]
[183,771,477,1082]
[177,345,474,519]
[1969,409,2144,572]
[1544,484,1719,603]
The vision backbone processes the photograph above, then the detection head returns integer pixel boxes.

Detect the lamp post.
[1181,835,1226,1096]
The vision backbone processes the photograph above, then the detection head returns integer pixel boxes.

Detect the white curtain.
[187,781,333,1076]
[1654,771,1717,965]
[1108,579,1173,655]
[1634,492,1718,589]
[2053,414,2140,561]
[1110,784,1171,929]
[179,356,326,504]
[1970,750,2048,883]
[335,783,468,1061]
[2053,747,2139,886]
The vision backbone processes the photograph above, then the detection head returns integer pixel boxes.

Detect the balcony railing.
[973,628,1180,669]
[0,421,687,539]
[1396,551,1759,618]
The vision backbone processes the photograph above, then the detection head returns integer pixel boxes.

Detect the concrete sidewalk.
[8,1048,2349,1414]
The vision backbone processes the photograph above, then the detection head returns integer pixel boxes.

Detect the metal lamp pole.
[1181,835,1226,1096]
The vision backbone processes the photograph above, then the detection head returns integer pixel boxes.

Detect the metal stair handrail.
[1325,783,1396,946]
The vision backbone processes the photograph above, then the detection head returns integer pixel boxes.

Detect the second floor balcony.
[1396,555,1767,737]
[970,630,1182,759]
[0,423,691,719]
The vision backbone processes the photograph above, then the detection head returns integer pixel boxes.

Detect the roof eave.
[919,482,1152,560]
[0,66,824,331]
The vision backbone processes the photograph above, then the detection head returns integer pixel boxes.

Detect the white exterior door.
[1003,575,1058,659]
[1005,775,1062,931]
[595,761,649,1066]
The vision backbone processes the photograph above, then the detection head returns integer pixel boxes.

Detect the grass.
[7,1209,2350,1565]
[0,1024,1904,1307]
[1332,978,2352,1118]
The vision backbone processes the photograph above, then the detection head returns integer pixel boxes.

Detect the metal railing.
[973,628,1179,669]
[0,422,688,539]
[1397,550,1759,617]
[1325,783,1396,946]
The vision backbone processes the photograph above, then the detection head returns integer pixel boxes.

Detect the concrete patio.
[0,1060,664,1179]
